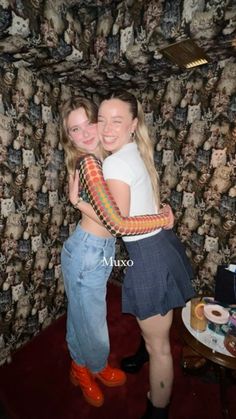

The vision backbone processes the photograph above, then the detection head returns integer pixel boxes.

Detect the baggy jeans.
[61,224,116,372]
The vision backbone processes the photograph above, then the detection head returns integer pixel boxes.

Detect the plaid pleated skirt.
[122,229,195,320]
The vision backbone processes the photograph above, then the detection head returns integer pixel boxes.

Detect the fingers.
[160,204,170,215]
[160,204,174,229]
[68,174,74,188]
[69,171,79,187]
[69,170,79,180]
[163,204,171,212]
[68,170,80,205]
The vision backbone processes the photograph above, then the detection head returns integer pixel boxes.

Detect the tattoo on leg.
[160,381,165,388]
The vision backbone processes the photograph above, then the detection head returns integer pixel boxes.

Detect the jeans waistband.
[76,224,116,247]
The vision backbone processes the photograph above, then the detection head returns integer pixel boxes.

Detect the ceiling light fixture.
[160,39,209,69]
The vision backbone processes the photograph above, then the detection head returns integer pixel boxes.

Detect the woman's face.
[97,98,137,153]
[67,107,99,152]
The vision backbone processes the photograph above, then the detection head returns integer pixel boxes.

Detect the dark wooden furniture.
[176,303,236,419]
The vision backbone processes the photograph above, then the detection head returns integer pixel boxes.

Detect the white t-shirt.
[103,142,161,242]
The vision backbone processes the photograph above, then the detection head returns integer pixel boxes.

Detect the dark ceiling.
[0,0,236,95]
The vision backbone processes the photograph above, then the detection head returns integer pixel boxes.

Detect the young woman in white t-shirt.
[97,90,195,419]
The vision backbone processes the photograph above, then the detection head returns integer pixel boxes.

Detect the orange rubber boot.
[95,364,127,387]
[70,361,104,407]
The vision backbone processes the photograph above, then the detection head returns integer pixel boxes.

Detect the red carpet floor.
[0,282,235,419]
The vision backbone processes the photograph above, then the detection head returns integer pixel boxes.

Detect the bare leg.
[137,310,173,408]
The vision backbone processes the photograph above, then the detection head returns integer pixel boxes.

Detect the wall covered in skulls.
[0,0,236,366]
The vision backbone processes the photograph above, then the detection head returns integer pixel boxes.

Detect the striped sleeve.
[78,154,169,237]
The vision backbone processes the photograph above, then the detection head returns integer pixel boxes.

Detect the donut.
[203,304,230,324]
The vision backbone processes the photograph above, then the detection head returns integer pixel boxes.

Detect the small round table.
[178,302,236,419]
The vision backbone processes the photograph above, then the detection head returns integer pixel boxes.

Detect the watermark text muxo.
[102,256,134,267]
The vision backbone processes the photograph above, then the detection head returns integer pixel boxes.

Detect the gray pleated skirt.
[122,229,195,320]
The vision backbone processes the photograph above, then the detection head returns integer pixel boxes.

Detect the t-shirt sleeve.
[103,156,133,185]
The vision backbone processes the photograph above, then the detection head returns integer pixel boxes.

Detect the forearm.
[79,155,170,237]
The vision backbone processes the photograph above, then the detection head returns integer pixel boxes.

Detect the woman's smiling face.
[97,98,137,153]
[67,107,99,152]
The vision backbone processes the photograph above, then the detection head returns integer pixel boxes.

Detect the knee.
[145,338,171,358]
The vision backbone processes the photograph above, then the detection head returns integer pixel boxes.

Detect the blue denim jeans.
[61,224,116,372]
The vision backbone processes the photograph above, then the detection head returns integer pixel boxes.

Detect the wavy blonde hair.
[108,90,160,209]
[60,96,106,175]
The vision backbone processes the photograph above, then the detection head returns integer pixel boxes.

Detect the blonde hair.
[107,90,160,209]
[60,96,106,175]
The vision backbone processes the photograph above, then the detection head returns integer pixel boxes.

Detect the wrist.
[72,196,83,209]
